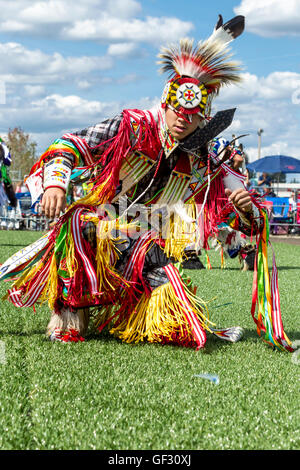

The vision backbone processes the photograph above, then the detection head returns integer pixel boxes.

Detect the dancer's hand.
[225,188,252,213]
[41,187,66,219]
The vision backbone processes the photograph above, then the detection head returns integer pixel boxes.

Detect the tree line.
[2,127,38,182]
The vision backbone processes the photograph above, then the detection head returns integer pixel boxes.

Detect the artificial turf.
[0,230,299,450]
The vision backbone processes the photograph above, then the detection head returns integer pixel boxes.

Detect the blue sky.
[0,0,300,167]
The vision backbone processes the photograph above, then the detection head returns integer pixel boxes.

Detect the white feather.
[208,27,233,45]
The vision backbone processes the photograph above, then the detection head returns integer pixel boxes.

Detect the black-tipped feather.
[215,14,223,30]
[223,15,245,39]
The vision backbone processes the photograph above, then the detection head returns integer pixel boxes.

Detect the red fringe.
[85,109,162,199]
[160,329,198,349]
[195,170,227,249]
[60,329,85,343]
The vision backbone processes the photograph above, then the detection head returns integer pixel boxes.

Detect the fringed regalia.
[0,15,294,352]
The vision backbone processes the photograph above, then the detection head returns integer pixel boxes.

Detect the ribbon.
[251,211,294,352]
[164,263,206,350]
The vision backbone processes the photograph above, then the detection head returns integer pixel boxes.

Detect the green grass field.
[0,231,299,450]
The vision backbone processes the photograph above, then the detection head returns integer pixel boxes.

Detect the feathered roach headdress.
[158,15,245,119]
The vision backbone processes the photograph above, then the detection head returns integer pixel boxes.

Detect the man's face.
[165,107,201,141]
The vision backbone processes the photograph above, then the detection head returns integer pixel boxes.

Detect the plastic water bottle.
[193,373,219,385]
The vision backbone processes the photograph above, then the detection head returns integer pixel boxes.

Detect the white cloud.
[0,91,160,153]
[0,1,142,25]
[108,43,139,58]
[218,71,300,103]
[28,93,159,130]
[245,141,300,164]
[213,71,300,161]
[64,16,194,44]
[234,0,300,37]
[0,41,113,86]
[32,94,115,118]
[0,93,120,138]
[0,0,193,44]
[24,85,46,97]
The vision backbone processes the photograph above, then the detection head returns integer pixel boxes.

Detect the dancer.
[0,15,293,352]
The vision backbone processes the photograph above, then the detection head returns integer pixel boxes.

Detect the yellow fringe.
[205,251,212,270]
[4,252,58,308]
[12,264,40,291]
[67,176,114,212]
[95,217,135,293]
[163,202,197,261]
[110,280,214,345]
[220,246,226,269]
[39,254,58,310]
[96,220,121,292]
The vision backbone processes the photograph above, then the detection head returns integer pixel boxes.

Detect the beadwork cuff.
[43,157,72,192]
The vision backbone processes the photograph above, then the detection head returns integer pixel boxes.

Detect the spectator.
[15,180,28,193]
[15,181,23,193]
[288,190,297,217]
[263,185,276,198]
[258,172,272,188]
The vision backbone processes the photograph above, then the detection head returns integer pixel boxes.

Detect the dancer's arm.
[38,115,123,218]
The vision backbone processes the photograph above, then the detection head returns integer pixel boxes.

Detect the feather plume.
[211,15,245,44]
[158,37,242,93]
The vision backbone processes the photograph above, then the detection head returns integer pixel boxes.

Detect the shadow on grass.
[200,331,253,354]
[2,327,298,352]
[196,266,300,272]
[243,328,300,340]
[275,266,300,271]
[82,328,283,352]
[187,267,242,271]
[200,327,300,354]
[86,329,120,343]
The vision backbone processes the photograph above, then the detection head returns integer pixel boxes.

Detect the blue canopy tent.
[247,155,300,174]
[247,154,300,197]
[247,155,300,234]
